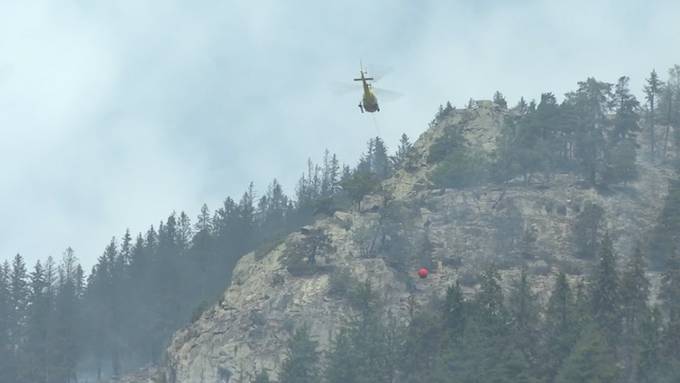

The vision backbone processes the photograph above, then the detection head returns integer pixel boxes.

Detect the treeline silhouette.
[1,65,680,382]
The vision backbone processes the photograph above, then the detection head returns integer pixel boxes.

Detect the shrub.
[328,268,354,297]
[572,201,604,259]
[430,149,490,189]
[459,270,479,287]
[427,124,467,164]
[272,273,285,287]
[284,229,334,276]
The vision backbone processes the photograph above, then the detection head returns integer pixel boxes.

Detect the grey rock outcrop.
[127,101,674,383]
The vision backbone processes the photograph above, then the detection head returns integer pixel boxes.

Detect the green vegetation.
[649,178,680,268]
[430,67,680,190]
[3,64,680,382]
[0,133,408,381]
[572,201,605,259]
[275,238,680,383]
[283,229,333,276]
[278,326,320,383]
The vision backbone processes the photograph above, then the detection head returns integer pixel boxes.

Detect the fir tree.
[661,248,680,357]
[394,133,414,169]
[25,261,51,383]
[591,233,621,344]
[621,246,650,329]
[644,70,663,159]
[565,77,613,185]
[555,325,619,383]
[0,262,14,383]
[196,203,212,233]
[620,245,650,382]
[542,272,578,380]
[638,306,663,383]
[475,264,506,335]
[611,76,641,143]
[9,254,29,352]
[508,267,539,361]
[120,229,133,267]
[443,281,465,338]
[649,178,680,268]
[514,97,529,115]
[658,65,680,159]
[494,91,508,109]
[278,326,320,383]
[326,327,359,383]
[371,137,391,180]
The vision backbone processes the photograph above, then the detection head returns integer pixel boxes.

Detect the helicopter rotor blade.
[373,87,403,102]
[330,81,361,96]
[367,65,394,82]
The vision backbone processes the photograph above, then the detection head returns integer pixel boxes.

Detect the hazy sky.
[1,0,679,268]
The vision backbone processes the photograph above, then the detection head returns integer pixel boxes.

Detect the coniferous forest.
[2,66,680,382]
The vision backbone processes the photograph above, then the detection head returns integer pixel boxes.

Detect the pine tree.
[611,76,641,143]
[644,70,663,159]
[321,149,334,198]
[591,233,622,344]
[621,246,650,328]
[649,178,680,268]
[638,306,663,383]
[658,65,680,159]
[25,261,52,383]
[494,91,508,109]
[120,229,133,267]
[555,325,619,383]
[566,78,613,185]
[508,267,539,361]
[371,137,391,179]
[475,264,506,335]
[278,326,320,383]
[340,168,379,207]
[52,254,80,383]
[177,211,192,251]
[0,262,14,383]
[604,139,638,185]
[402,309,444,383]
[443,281,465,338]
[237,184,256,253]
[394,133,414,169]
[196,204,212,233]
[9,254,29,354]
[326,327,359,383]
[620,245,651,382]
[515,97,529,115]
[661,248,680,357]
[542,272,578,380]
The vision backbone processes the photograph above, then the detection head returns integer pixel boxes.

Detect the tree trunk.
[651,125,656,159]
[663,125,670,159]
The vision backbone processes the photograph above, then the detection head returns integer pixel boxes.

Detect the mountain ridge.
[120,100,675,383]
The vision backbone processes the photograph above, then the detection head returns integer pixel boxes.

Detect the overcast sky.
[1,0,679,269]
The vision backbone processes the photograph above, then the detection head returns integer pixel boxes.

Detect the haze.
[1,0,678,268]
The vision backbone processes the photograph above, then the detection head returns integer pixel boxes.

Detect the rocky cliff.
[126,101,674,383]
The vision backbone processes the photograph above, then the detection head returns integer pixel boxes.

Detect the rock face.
[133,101,674,383]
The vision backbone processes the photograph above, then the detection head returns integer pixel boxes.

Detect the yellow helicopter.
[354,65,380,113]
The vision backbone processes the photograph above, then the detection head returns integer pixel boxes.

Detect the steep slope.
[129,101,674,383]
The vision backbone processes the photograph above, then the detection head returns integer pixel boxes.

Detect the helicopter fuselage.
[362,85,379,112]
[354,71,379,113]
